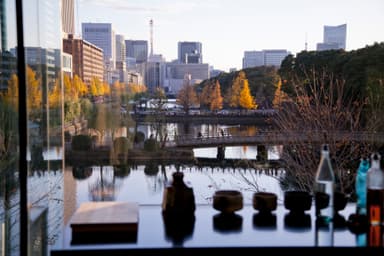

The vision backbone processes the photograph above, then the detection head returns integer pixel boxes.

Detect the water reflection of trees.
[72,166,92,180]
[88,166,122,201]
[113,164,132,178]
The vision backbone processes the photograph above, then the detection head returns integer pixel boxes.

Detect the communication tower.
[149,19,153,57]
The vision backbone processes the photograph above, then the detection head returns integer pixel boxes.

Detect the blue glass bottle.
[355,157,370,215]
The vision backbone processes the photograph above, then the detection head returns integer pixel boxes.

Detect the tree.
[200,82,212,109]
[225,71,256,110]
[239,78,256,109]
[94,77,104,96]
[89,77,99,97]
[225,71,244,108]
[48,78,61,108]
[63,73,77,102]
[26,66,42,118]
[272,77,289,110]
[150,87,167,112]
[176,81,199,114]
[273,69,369,195]
[73,75,88,97]
[210,80,223,111]
[3,74,19,110]
[103,81,110,96]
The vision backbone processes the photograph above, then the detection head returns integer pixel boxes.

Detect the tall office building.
[63,35,104,85]
[146,54,166,92]
[242,49,290,68]
[61,0,75,35]
[243,51,264,68]
[125,40,148,64]
[82,22,116,68]
[115,34,125,62]
[178,41,202,64]
[317,24,346,51]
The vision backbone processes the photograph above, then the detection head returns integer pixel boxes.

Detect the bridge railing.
[172,130,384,148]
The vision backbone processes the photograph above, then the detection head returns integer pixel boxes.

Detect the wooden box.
[70,201,139,244]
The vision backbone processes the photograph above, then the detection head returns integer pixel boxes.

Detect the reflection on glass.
[1,0,20,255]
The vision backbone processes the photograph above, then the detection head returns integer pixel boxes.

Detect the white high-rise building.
[82,22,116,68]
[317,24,346,51]
[264,50,290,66]
[243,51,264,68]
[61,0,75,35]
[242,49,290,68]
[115,34,126,63]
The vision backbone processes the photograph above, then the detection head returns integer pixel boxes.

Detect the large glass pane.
[22,0,64,255]
[0,0,20,255]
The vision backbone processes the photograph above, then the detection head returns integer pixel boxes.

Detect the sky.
[78,0,384,72]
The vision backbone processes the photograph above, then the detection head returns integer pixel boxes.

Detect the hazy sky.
[78,0,384,72]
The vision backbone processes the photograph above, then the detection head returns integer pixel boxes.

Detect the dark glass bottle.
[366,153,384,247]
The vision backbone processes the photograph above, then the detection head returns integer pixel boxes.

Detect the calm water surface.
[69,145,285,207]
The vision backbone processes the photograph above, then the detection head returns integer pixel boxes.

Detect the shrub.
[113,137,130,154]
[71,134,92,151]
[144,138,159,152]
[134,131,145,144]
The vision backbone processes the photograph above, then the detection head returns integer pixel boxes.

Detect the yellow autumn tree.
[112,80,122,101]
[128,83,147,95]
[73,74,88,97]
[272,77,289,110]
[200,82,212,109]
[239,78,256,109]
[89,77,98,96]
[94,78,104,96]
[64,74,79,103]
[26,66,42,114]
[3,73,19,110]
[48,78,61,108]
[226,71,246,108]
[210,80,223,111]
[103,81,111,96]
[176,82,199,114]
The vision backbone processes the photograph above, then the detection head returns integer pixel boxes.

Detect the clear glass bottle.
[356,157,370,215]
[314,144,335,246]
[366,152,384,247]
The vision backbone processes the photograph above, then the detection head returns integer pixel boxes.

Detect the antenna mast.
[305,32,308,51]
[149,19,153,56]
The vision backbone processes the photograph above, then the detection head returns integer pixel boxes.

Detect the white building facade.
[242,49,290,68]
[317,24,347,51]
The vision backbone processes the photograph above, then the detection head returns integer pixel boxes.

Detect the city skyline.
[78,0,384,72]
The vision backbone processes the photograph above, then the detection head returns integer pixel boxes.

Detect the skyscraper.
[61,0,75,35]
[242,49,290,68]
[317,24,347,51]
[125,40,148,64]
[115,34,125,62]
[82,22,116,68]
[178,41,202,64]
